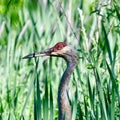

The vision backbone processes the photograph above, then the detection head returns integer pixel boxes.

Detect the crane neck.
[58,56,78,120]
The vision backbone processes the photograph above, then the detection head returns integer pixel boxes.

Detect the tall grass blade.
[87,76,94,110]
[34,58,41,120]
[93,69,108,120]
[43,76,48,120]
[7,113,10,120]
[20,74,34,118]
[87,75,96,119]
[106,61,120,104]
[114,3,120,21]
[84,97,88,120]
[102,23,112,65]
[77,103,83,120]
[50,83,53,120]
[72,86,78,120]
[95,105,98,120]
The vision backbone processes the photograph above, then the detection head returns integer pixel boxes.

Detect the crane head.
[22,42,78,61]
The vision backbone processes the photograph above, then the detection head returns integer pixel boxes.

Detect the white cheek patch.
[61,46,72,53]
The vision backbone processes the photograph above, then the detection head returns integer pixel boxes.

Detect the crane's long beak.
[22,48,53,59]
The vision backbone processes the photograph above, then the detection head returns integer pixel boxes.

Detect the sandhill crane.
[23,42,78,120]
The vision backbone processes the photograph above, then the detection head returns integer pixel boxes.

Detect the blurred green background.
[0,0,120,120]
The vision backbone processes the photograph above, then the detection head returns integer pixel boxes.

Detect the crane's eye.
[53,42,67,51]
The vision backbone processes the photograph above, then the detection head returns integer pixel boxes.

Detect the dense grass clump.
[0,0,120,120]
